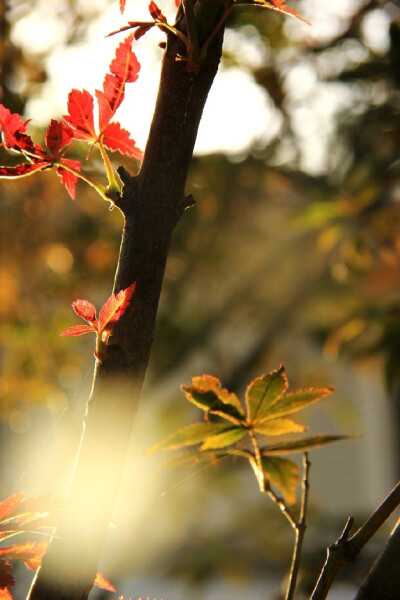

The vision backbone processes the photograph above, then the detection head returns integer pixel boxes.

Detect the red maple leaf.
[0,162,52,179]
[63,89,97,143]
[0,106,80,198]
[0,493,25,523]
[61,283,136,358]
[95,34,140,132]
[45,120,74,158]
[0,585,13,600]
[102,122,143,159]
[57,158,81,200]
[94,572,116,592]
[0,105,28,150]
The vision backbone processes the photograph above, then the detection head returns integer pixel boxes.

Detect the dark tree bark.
[27,3,230,599]
[354,518,400,600]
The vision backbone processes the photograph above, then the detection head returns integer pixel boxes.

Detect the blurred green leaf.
[181,375,245,424]
[262,387,334,421]
[253,417,305,436]
[245,366,288,423]
[149,422,237,452]
[261,434,355,455]
[261,456,300,505]
[201,426,247,450]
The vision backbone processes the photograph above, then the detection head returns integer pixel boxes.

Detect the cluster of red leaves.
[0,492,115,599]
[0,106,80,198]
[0,35,141,200]
[64,34,142,159]
[61,283,136,359]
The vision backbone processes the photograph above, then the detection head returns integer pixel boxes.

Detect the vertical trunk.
[27,3,230,599]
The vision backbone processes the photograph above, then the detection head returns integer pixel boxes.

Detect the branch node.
[117,165,132,187]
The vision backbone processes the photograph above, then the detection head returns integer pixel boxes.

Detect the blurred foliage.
[1,0,400,597]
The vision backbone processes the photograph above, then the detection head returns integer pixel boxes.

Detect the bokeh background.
[1,0,400,598]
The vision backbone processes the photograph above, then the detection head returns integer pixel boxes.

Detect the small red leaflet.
[61,283,136,360]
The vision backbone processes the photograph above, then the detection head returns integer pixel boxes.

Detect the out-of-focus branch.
[311,479,400,600]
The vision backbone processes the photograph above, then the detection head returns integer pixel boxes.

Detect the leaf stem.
[199,0,231,61]
[54,161,110,202]
[285,452,311,600]
[98,140,120,198]
[248,428,297,528]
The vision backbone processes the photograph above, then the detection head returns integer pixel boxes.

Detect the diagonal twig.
[310,479,400,600]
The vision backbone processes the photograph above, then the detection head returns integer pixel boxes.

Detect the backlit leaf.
[200,426,247,450]
[102,122,143,159]
[149,422,233,452]
[0,585,13,600]
[60,324,96,337]
[254,418,305,436]
[94,572,116,592]
[0,541,46,564]
[262,387,334,421]
[64,89,96,142]
[0,162,52,179]
[119,0,126,13]
[45,120,73,157]
[98,282,136,332]
[181,375,245,424]
[57,158,81,200]
[245,366,288,423]
[109,34,140,84]
[0,104,28,149]
[149,1,167,22]
[72,299,97,324]
[261,456,300,505]
[261,434,354,455]
[0,493,25,524]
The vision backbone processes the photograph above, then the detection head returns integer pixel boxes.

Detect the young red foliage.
[56,158,81,200]
[98,283,136,330]
[45,119,74,157]
[102,122,143,158]
[0,492,116,598]
[0,106,82,199]
[64,89,97,142]
[0,105,29,150]
[64,35,142,161]
[119,0,126,13]
[149,1,167,22]
[61,283,136,359]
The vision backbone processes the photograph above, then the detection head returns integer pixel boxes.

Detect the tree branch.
[285,452,310,600]
[354,516,400,600]
[27,3,231,599]
[310,479,400,600]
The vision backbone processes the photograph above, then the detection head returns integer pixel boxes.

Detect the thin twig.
[311,479,400,600]
[249,429,297,528]
[285,452,311,600]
